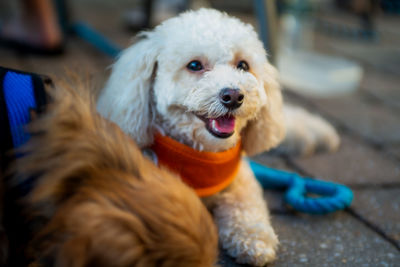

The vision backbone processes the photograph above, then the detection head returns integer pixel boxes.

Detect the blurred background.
[1,0,399,101]
[1,0,400,266]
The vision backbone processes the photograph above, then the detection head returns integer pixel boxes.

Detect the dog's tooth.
[211,119,218,132]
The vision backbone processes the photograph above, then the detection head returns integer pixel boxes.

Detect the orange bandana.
[151,133,241,197]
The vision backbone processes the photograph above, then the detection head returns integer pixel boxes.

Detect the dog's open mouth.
[197,115,235,138]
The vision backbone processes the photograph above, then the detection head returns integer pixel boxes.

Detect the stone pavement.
[0,1,399,266]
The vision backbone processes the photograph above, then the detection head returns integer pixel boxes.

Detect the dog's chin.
[196,114,235,139]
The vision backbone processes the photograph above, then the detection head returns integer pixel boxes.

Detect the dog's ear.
[241,63,285,156]
[97,33,159,148]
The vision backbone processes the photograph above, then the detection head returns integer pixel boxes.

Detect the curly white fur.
[97,8,338,266]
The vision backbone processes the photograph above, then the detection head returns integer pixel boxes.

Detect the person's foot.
[1,16,61,50]
[0,0,63,53]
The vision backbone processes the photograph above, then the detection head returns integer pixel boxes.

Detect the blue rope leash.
[71,22,122,58]
[249,160,353,214]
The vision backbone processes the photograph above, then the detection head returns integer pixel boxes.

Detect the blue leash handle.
[71,22,122,58]
[249,160,353,214]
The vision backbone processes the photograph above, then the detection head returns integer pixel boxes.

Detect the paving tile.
[219,251,251,267]
[264,190,287,213]
[333,45,400,76]
[271,213,400,267]
[0,49,25,71]
[293,135,400,185]
[302,93,400,146]
[250,153,292,172]
[352,188,400,247]
[376,15,400,38]
[22,39,112,98]
[387,145,400,162]
[313,19,400,77]
[219,212,400,267]
[25,40,111,78]
[250,154,293,211]
[359,67,400,112]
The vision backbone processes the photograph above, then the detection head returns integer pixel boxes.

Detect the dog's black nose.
[219,88,244,109]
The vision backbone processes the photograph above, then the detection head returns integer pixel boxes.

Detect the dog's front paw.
[220,223,278,266]
[279,105,340,156]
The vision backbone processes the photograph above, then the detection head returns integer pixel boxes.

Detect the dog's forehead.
[156,9,263,57]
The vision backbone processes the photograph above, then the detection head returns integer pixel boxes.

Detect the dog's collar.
[150,133,241,197]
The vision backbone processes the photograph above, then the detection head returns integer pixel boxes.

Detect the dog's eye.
[187,60,203,71]
[237,60,250,71]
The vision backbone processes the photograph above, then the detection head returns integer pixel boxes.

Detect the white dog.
[97,8,339,266]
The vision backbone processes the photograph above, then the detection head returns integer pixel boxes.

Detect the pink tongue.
[211,116,235,133]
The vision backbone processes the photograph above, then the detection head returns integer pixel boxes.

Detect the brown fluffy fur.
[14,82,218,267]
